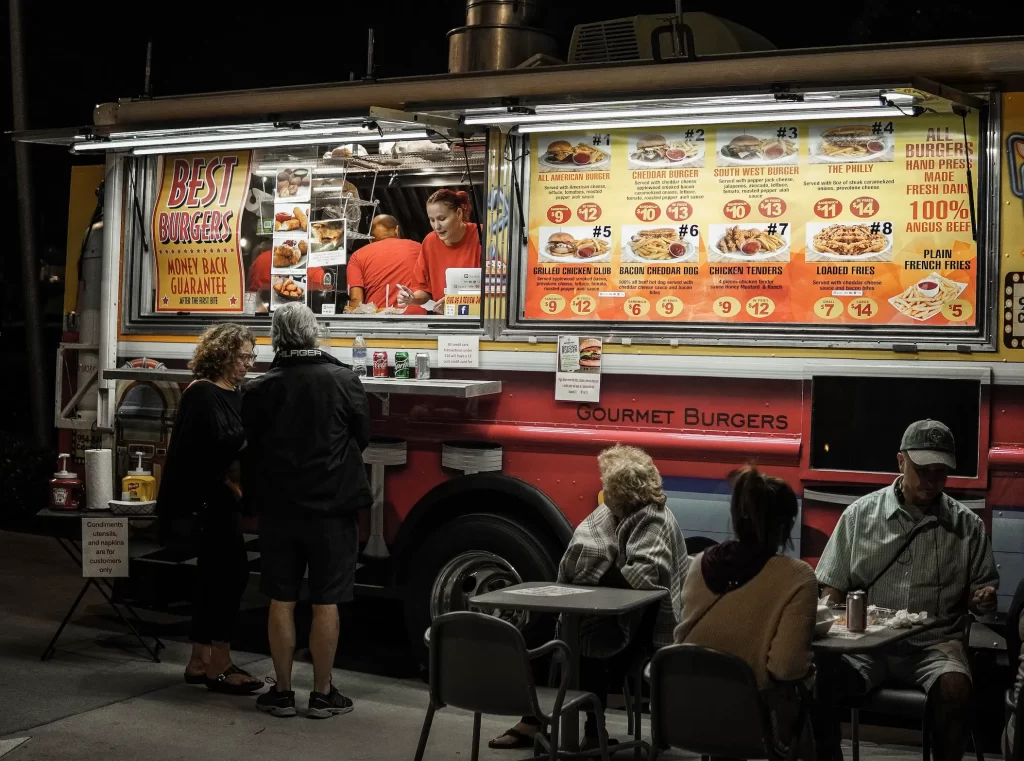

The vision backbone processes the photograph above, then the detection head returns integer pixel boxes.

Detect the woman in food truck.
[397,188,481,313]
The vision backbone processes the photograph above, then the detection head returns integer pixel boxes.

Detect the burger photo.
[545,140,575,163]
[720,135,763,161]
[579,339,602,369]
[546,232,577,256]
[631,134,669,162]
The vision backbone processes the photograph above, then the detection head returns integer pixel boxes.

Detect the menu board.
[153,152,251,312]
[523,114,979,327]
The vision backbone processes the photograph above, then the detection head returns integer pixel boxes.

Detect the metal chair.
[647,643,810,761]
[415,611,612,761]
[847,615,984,761]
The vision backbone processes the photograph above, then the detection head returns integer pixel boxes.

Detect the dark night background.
[1,0,1022,509]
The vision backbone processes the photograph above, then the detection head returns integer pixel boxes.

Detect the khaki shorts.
[843,640,971,697]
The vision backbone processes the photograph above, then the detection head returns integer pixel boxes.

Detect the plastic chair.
[847,615,984,761]
[647,644,810,761]
[415,611,611,761]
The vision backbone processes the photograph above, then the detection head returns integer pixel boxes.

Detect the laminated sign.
[153,152,252,312]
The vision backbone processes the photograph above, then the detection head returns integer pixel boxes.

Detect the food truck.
[22,36,1024,648]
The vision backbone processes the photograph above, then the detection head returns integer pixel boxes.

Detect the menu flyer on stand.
[525,114,978,327]
[153,152,252,312]
[555,336,602,402]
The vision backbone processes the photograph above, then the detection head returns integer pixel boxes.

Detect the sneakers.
[307,685,354,720]
[256,685,297,718]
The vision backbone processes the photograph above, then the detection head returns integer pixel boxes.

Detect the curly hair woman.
[491,445,690,751]
[157,323,261,694]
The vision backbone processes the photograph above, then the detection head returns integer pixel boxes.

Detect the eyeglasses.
[241,350,258,366]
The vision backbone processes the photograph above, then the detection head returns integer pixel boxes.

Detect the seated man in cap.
[816,419,998,761]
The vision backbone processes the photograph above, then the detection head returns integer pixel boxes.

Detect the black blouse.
[157,380,245,517]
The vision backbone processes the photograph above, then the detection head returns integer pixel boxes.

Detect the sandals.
[205,664,262,695]
[184,670,206,685]
[488,728,541,750]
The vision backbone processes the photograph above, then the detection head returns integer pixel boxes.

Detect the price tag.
[745,296,776,319]
[570,294,597,316]
[758,197,787,218]
[813,297,843,320]
[666,201,693,222]
[540,294,566,315]
[546,205,571,224]
[623,296,651,318]
[850,196,879,219]
[635,202,661,223]
[577,203,601,223]
[814,198,843,219]
[713,297,741,318]
[723,200,751,220]
[656,296,684,317]
[848,297,877,320]
[942,300,973,322]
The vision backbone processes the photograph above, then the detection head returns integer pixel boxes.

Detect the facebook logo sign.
[458,305,470,315]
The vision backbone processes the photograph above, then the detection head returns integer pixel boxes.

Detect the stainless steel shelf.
[101,368,500,398]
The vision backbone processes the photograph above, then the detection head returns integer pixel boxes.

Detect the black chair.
[647,644,810,761]
[415,611,612,761]
[847,615,984,761]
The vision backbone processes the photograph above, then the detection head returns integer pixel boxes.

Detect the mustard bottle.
[122,453,157,502]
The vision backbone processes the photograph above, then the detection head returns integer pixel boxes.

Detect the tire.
[403,512,560,654]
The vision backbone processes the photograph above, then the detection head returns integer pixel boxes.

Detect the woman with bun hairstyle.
[675,465,817,758]
[397,188,480,312]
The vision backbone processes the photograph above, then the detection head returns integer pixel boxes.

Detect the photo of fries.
[621,226,697,263]
[889,274,967,321]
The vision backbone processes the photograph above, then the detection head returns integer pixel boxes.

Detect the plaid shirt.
[558,503,690,657]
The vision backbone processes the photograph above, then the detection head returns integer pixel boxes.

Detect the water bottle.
[352,335,368,376]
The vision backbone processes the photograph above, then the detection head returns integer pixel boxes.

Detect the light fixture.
[71,124,374,153]
[466,96,914,126]
[514,107,910,134]
[130,130,431,155]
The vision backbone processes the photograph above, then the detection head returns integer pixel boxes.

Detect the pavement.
[0,529,928,761]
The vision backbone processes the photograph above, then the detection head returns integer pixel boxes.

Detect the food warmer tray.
[102,368,501,398]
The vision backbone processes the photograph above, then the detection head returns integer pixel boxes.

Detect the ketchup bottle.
[50,453,84,511]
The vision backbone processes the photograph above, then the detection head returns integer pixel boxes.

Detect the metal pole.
[366,28,375,79]
[9,0,48,449]
[143,39,153,98]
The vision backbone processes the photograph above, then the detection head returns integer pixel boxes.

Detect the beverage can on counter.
[415,352,431,380]
[394,351,411,379]
[847,590,867,633]
[372,351,389,377]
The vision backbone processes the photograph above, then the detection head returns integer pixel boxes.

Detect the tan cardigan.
[674,554,818,688]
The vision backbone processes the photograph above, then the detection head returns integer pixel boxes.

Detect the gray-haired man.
[816,420,998,761]
[242,303,371,719]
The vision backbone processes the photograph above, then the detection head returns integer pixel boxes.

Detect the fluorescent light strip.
[130,130,431,155]
[72,124,371,152]
[515,107,906,134]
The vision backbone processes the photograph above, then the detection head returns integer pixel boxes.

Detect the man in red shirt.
[345,215,420,310]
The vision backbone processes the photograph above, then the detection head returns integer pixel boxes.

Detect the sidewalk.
[0,530,922,761]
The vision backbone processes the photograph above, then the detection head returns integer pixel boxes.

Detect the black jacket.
[241,349,371,515]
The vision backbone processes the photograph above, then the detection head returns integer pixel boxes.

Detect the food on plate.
[579,339,602,368]
[716,226,786,255]
[311,222,344,250]
[628,228,690,260]
[812,224,889,256]
[890,274,965,321]
[720,135,797,162]
[666,140,702,161]
[545,232,610,259]
[544,140,608,166]
[819,125,886,158]
[275,168,310,198]
[273,278,304,299]
[273,240,305,268]
[274,207,308,232]
[630,135,701,163]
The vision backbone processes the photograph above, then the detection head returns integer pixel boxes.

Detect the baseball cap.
[900,419,956,469]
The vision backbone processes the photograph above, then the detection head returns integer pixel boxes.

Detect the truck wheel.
[404,513,559,651]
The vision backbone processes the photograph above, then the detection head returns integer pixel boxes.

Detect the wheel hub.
[429,551,528,629]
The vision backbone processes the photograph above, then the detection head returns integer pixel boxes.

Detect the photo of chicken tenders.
[273,205,309,232]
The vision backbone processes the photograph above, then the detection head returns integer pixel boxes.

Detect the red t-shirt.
[413,223,481,301]
[346,238,421,308]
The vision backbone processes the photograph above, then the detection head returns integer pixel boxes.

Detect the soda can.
[394,351,411,379]
[415,352,431,380]
[372,351,389,378]
[847,590,867,633]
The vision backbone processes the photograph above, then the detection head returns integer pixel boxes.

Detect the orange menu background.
[523,113,979,326]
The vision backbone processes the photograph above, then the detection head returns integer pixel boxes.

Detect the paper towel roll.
[85,449,114,511]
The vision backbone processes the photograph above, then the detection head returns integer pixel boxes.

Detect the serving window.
[121,134,490,335]
[502,92,999,350]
